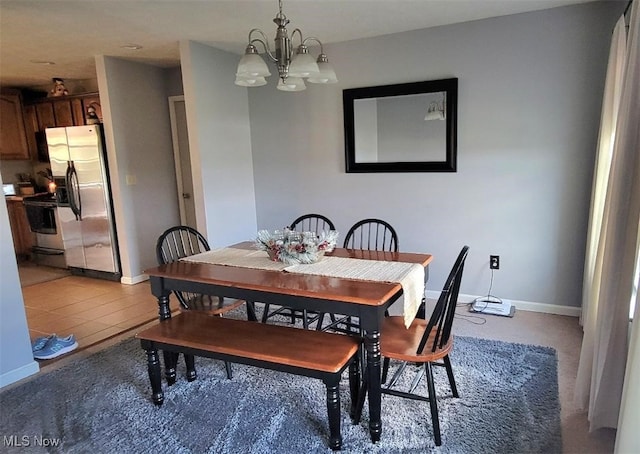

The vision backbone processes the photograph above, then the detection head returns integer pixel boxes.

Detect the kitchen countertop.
[5,192,51,202]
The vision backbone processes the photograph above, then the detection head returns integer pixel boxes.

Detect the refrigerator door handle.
[66,161,82,221]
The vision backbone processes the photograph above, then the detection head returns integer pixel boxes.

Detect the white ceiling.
[0,0,602,89]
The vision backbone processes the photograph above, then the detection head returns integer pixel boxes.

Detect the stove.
[23,195,66,268]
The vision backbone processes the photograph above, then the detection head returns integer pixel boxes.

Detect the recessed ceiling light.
[121,44,143,50]
[30,60,56,65]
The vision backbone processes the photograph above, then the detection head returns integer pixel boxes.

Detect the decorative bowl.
[256,228,338,265]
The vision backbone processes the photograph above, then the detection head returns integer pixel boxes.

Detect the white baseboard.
[426,291,581,317]
[0,361,39,389]
[120,274,149,285]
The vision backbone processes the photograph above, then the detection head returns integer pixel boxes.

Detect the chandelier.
[425,93,446,121]
[234,0,338,91]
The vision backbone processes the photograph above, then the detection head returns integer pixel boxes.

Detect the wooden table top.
[145,243,432,307]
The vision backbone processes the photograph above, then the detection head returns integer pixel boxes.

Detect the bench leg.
[145,347,164,406]
[349,352,361,420]
[162,351,178,385]
[184,354,197,382]
[324,377,342,451]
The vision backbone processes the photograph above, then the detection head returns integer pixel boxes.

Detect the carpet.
[0,334,561,453]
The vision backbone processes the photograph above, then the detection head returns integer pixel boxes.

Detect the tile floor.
[22,272,161,362]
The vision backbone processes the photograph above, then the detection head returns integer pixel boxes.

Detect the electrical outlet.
[490,255,500,270]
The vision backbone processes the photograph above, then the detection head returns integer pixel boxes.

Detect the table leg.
[364,329,382,442]
[158,294,171,321]
[155,293,178,384]
[349,349,361,420]
[184,353,197,382]
[163,351,178,385]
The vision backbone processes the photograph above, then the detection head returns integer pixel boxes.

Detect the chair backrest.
[343,218,399,252]
[289,214,336,235]
[156,226,211,309]
[156,225,210,264]
[417,245,469,354]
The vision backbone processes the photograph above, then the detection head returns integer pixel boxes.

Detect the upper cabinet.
[23,92,102,162]
[0,91,30,160]
[0,91,102,162]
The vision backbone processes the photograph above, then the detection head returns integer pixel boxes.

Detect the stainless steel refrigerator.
[46,125,121,280]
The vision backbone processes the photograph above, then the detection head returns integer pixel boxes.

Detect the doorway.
[168,96,197,229]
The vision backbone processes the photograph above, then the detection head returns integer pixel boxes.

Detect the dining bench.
[135,311,361,451]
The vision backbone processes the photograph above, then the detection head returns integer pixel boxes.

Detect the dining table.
[144,241,432,443]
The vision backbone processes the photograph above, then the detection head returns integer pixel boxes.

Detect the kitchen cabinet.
[53,101,74,127]
[35,102,56,129]
[26,92,100,126]
[71,98,85,125]
[23,92,101,161]
[22,104,39,158]
[0,91,30,160]
[6,199,34,259]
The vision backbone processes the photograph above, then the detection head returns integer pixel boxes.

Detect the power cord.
[454,310,487,325]
[469,268,503,313]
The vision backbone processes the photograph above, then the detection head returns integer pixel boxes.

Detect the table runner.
[181,248,425,327]
[181,247,290,271]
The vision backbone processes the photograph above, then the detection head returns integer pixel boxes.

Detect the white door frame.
[168,95,193,227]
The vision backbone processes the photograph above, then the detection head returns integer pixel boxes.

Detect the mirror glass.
[344,78,457,172]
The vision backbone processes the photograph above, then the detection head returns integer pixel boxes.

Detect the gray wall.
[180,41,257,246]
[96,57,180,282]
[248,2,622,309]
[0,174,39,386]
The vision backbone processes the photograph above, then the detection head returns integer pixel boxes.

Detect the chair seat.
[381,316,453,363]
[180,297,245,316]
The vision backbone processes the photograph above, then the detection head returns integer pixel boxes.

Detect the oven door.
[24,201,58,235]
[23,199,67,268]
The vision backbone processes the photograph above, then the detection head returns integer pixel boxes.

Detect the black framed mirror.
[343,78,457,173]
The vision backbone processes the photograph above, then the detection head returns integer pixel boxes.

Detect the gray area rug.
[0,331,561,453]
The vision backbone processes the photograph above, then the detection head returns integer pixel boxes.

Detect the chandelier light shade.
[307,53,338,84]
[276,76,306,91]
[425,94,446,121]
[235,0,337,91]
[236,47,272,78]
[235,76,268,87]
[288,47,319,78]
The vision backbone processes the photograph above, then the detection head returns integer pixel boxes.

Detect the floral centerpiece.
[255,228,339,265]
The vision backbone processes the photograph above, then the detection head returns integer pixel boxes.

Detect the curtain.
[616,247,640,451]
[615,2,640,450]
[575,0,640,432]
